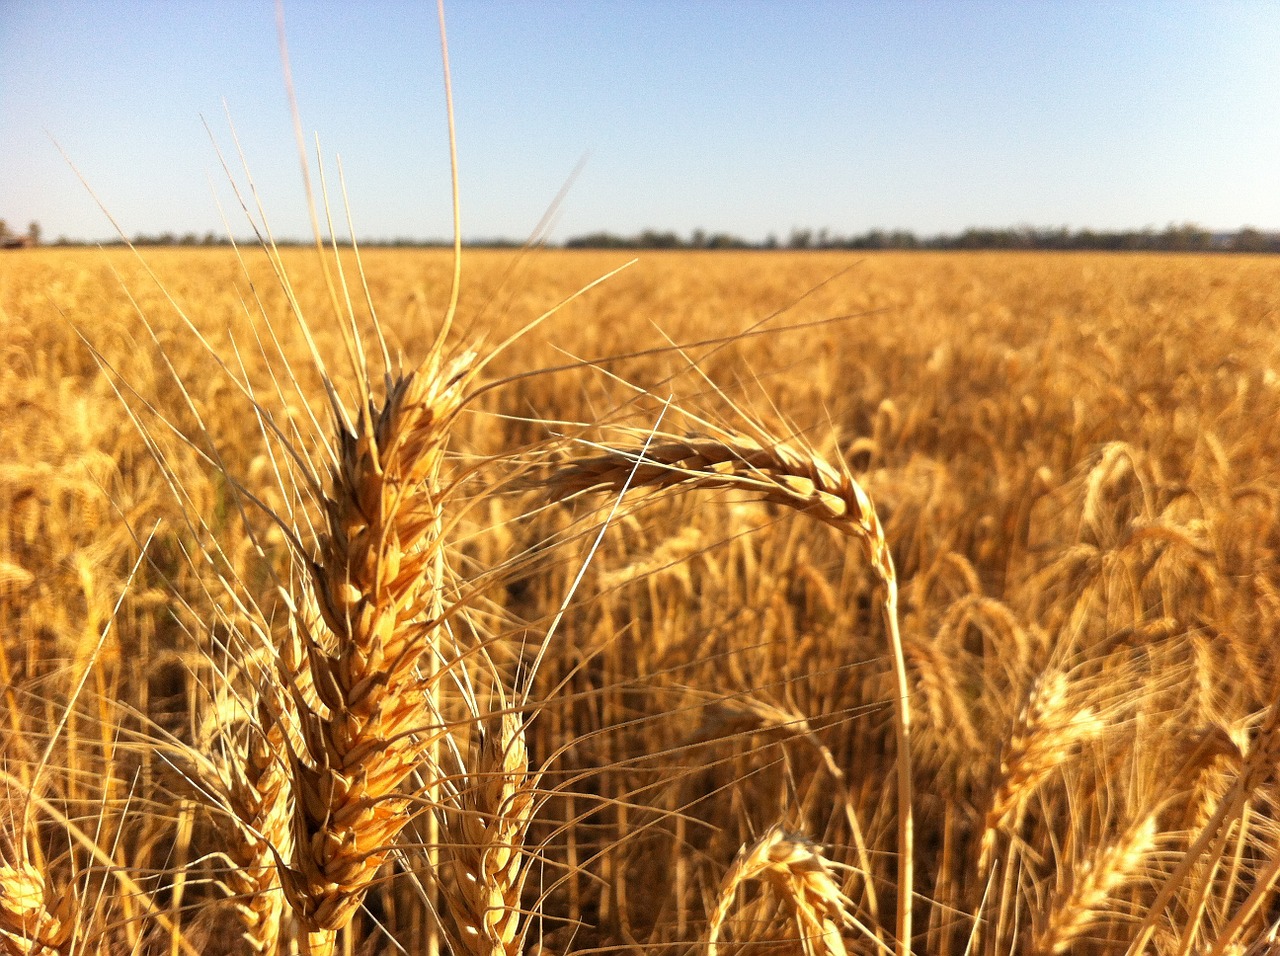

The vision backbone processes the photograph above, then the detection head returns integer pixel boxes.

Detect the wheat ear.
[2,765,71,956]
[546,432,915,954]
[210,718,294,956]
[0,858,71,956]
[1035,815,1157,955]
[438,705,538,956]
[273,350,476,953]
[707,826,859,956]
[978,671,1104,874]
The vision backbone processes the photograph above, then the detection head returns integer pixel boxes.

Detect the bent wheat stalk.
[545,431,915,954]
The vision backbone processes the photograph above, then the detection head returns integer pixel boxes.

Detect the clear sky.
[3,1,1279,244]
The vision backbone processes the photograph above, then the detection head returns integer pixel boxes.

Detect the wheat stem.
[546,431,915,953]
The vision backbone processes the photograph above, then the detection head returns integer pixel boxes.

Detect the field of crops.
[4,245,1280,955]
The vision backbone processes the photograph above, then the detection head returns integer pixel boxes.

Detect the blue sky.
[2,1,1278,243]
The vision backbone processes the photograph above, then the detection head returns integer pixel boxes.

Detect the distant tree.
[1231,227,1269,253]
[0,220,9,242]
[27,221,41,246]
[788,228,813,249]
[1160,222,1211,252]
[638,229,681,249]
[564,231,630,249]
[705,232,749,249]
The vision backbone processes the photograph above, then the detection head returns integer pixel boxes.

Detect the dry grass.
[4,243,1280,956]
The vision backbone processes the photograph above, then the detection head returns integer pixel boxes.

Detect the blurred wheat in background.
[4,239,1280,956]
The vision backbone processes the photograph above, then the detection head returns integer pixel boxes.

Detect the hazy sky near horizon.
[3,1,1279,244]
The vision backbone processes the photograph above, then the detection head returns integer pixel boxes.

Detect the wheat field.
[4,244,1280,955]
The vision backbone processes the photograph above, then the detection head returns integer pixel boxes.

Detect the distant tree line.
[565,224,1280,253]
[564,228,756,250]
[11,218,1280,253]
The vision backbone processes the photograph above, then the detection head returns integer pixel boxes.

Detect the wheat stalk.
[544,430,915,954]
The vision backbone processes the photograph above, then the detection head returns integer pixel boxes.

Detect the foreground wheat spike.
[438,705,538,956]
[545,431,915,954]
[707,826,857,956]
[273,348,478,953]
